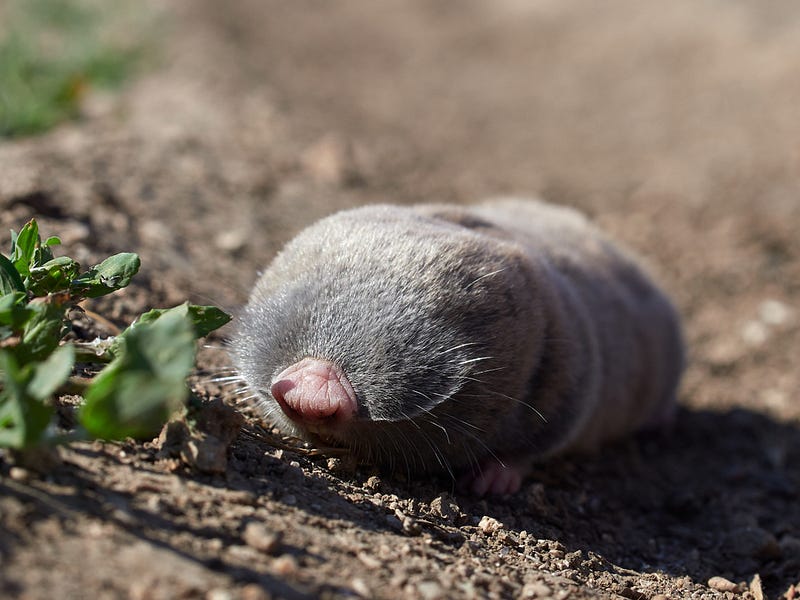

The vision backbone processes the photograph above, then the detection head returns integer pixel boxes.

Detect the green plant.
[0,0,155,137]
[0,219,231,448]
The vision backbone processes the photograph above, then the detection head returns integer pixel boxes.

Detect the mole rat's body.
[233,199,684,495]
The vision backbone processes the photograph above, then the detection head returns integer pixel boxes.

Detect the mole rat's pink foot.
[460,459,529,497]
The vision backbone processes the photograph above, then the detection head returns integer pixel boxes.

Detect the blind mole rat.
[232,198,685,495]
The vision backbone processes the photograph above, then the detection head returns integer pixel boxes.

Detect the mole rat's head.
[232,205,545,476]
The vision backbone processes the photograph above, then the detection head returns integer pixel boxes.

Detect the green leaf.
[8,229,18,256]
[0,350,53,448]
[0,292,34,342]
[32,242,56,268]
[44,236,61,247]
[26,256,80,296]
[18,299,69,363]
[0,254,25,294]
[135,302,232,339]
[27,343,74,400]
[80,308,195,440]
[10,219,39,277]
[70,252,140,298]
[0,291,29,322]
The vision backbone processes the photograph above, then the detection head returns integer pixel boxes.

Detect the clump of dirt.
[2,1,800,598]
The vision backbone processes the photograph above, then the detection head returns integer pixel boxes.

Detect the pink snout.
[270,357,358,425]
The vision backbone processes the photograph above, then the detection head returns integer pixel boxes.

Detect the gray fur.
[232,198,685,477]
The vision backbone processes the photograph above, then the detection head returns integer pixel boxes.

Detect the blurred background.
[2,0,797,417]
[2,1,799,595]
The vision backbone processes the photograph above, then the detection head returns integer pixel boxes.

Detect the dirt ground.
[1,1,800,598]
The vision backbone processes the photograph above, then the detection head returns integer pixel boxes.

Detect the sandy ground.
[1,1,799,598]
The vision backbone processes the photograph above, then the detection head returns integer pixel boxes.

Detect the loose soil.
[1,1,799,599]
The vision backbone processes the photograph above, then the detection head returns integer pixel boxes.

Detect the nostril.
[270,357,358,424]
[270,378,295,405]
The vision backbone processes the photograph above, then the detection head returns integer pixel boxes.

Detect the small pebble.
[214,228,249,253]
[759,299,790,326]
[300,133,361,186]
[350,578,371,597]
[182,436,228,474]
[430,493,461,524]
[708,576,743,593]
[521,581,551,597]
[9,467,30,481]
[240,584,270,600]
[750,574,764,600]
[364,475,381,491]
[402,516,422,536]
[357,551,382,570]
[271,554,299,577]
[86,521,107,539]
[741,320,768,346]
[416,580,444,600]
[242,522,281,554]
[226,545,259,563]
[477,515,504,534]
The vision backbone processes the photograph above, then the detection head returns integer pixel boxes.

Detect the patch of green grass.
[0,0,155,138]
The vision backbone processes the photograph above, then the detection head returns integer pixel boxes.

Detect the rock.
[157,400,244,474]
[300,133,363,187]
[477,515,504,534]
[521,581,552,597]
[363,475,382,492]
[416,580,444,600]
[240,584,271,600]
[206,589,233,600]
[708,576,743,593]
[357,551,382,570]
[350,578,371,597]
[759,299,791,326]
[9,467,30,481]
[182,435,228,474]
[271,554,299,577]
[242,522,281,554]
[430,493,462,524]
[214,227,249,253]
[741,320,768,346]
[750,574,765,600]
[194,398,245,446]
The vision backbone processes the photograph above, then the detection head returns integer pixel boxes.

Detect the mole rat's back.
[233,198,685,492]
[421,198,685,450]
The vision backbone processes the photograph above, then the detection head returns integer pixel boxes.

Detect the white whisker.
[465,267,506,290]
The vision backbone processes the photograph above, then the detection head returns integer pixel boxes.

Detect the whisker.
[458,356,494,365]
[458,379,548,424]
[202,343,231,351]
[436,341,481,356]
[465,267,507,290]
[471,366,506,376]
[231,388,257,397]
[444,420,507,469]
[209,375,247,384]
[421,415,451,446]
